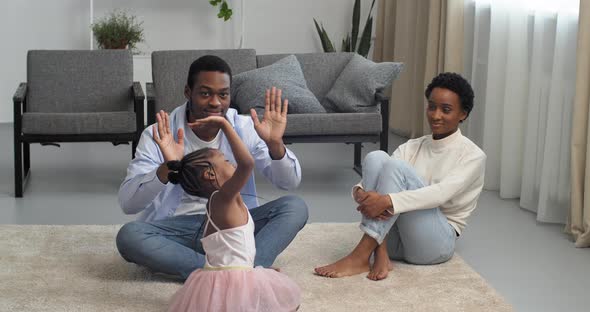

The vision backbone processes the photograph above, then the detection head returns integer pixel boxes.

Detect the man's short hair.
[187,55,232,89]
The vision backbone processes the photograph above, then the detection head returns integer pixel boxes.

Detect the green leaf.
[357,0,376,57]
[342,34,352,52]
[369,0,376,15]
[321,25,336,52]
[357,16,373,58]
[314,19,335,52]
[351,0,360,52]
[209,0,221,6]
[313,19,328,52]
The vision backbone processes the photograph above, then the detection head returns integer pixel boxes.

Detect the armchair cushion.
[22,112,137,135]
[231,55,326,115]
[323,54,403,113]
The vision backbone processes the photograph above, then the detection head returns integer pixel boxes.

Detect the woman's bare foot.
[314,254,370,278]
[314,234,377,278]
[367,241,393,281]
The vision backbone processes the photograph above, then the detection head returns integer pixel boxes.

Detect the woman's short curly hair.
[424,72,474,117]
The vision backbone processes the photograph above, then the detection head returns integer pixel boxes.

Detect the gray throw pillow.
[323,54,404,113]
[231,55,326,115]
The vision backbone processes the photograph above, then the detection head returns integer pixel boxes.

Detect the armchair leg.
[353,143,362,176]
[23,142,30,177]
[14,138,23,198]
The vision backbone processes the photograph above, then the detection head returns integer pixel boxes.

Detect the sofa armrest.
[375,91,389,104]
[146,82,155,102]
[132,82,145,130]
[13,82,27,103]
[132,81,145,102]
[146,82,156,125]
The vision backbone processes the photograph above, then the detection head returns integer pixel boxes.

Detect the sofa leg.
[14,139,23,198]
[131,140,137,159]
[380,130,389,153]
[353,143,362,176]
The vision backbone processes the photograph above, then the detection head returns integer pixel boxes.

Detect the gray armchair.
[13,50,144,197]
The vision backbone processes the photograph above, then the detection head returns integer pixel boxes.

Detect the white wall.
[0,0,376,123]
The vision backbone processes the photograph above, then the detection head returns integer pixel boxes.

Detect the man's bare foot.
[314,254,370,278]
[367,244,393,281]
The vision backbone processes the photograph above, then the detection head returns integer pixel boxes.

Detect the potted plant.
[92,10,144,51]
[313,0,376,58]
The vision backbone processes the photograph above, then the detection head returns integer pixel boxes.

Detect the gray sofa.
[147,49,393,174]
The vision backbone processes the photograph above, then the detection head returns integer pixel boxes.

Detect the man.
[116,55,308,280]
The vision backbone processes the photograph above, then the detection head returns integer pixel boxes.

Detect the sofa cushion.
[232,55,326,115]
[285,112,382,136]
[257,53,354,108]
[324,54,403,113]
[22,112,137,135]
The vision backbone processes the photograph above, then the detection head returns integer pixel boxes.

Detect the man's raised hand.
[152,110,184,162]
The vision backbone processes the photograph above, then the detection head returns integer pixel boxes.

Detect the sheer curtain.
[463,0,579,223]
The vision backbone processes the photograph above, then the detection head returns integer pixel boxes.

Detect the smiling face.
[185,71,231,122]
[426,87,467,140]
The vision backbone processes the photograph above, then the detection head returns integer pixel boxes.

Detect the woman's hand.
[356,191,394,219]
[353,187,368,204]
[152,110,184,162]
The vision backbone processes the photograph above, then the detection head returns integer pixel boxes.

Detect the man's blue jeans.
[359,151,457,265]
[116,195,308,280]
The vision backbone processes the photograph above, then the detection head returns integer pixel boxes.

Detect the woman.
[315,73,486,281]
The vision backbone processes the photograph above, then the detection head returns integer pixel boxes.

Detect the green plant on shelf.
[92,10,144,52]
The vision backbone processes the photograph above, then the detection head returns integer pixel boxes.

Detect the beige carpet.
[0,223,511,312]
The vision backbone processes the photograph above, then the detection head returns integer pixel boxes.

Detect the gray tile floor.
[0,123,588,312]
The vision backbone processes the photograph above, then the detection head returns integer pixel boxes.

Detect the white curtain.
[463,0,579,223]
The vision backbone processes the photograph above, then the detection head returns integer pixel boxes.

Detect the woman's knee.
[362,151,390,171]
[364,150,390,164]
[381,158,412,176]
[405,249,455,265]
[362,151,397,186]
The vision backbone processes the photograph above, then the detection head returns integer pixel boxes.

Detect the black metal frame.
[13,82,145,197]
[146,82,390,176]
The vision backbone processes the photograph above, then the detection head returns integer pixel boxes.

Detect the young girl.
[162,116,301,312]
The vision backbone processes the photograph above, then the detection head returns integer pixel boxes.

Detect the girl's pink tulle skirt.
[168,267,301,312]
